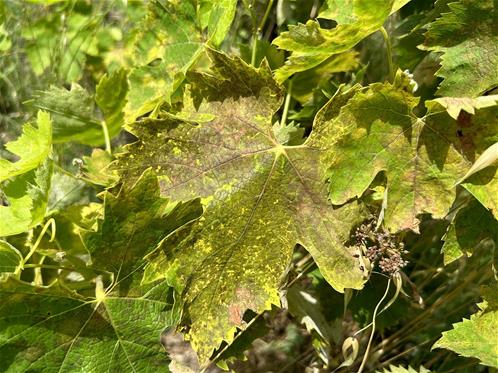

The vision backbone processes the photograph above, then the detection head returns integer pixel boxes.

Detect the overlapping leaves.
[315,74,498,232]
[115,51,368,364]
[0,171,202,372]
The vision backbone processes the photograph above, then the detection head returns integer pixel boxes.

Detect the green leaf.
[433,284,498,368]
[31,84,103,145]
[316,80,498,232]
[0,241,22,274]
[442,198,498,265]
[116,51,369,364]
[95,67,129,137]
[0,278,177,372]
[126,0,236,122]
[422,0,498,97]
[273,0,402,82]
[0,111,52,182]
[0,159,53,237]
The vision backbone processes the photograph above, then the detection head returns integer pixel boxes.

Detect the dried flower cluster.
[354,221,408,275]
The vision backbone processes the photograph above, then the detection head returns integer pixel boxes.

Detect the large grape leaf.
[433,285,498,368]
[273,0,406,82]
[315,78,498,232]
[422,0,498,97]
[0,111,51,182]
[115,51,369,364]
[0,170,203,372]
[125,0,236,122]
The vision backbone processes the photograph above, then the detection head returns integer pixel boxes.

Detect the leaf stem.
[281,80,293,126]
[251,0,274,66]
[357,278,391,373]
[380,26,394,83]
[101,120,112,154]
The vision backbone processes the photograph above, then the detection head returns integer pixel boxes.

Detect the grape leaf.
[273,0,404,82]
[126,0,236,122]
[115,51,369,364]
[442,198,498,265]
[0,111,51,182]
[0,278,176,372]
[0,159,53,237]
[433,285,498,368]
[422,0,498,97]
[31,69,128,146]
[315,78,498,232]
[0,241,22,274]
[0,170,203,372]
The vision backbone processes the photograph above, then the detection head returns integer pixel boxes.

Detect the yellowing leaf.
[115,51,369,364]
[316,80,498,232]
[273,0,403,82]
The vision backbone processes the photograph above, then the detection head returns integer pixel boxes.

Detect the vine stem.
[251,0,274,66]
[357,278,391,373]
[16,219,56,276]
[379,26,394,83]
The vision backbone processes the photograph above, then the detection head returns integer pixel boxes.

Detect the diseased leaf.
[315,78,498,232]
[434,95,498,120]
[422,0,498,97]
[273,0,403,82]
[115,51,369,364]
[0,241,22,274]
[83,169,203,292]
[458,142,498,184]
[433,285,498,368]
[0,111,51,182]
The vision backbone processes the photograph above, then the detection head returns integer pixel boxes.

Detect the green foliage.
[1,0,498,371]
[434,285,498,368]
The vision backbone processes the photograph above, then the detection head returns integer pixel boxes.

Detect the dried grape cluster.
[354,221,408,275]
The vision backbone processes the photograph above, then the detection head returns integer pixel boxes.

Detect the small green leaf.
[95,67,129,136]
[422,0,498,97]
[433,285,498,368]
[0,241,22,274]
[0,111,52,182]
[0,159,53,237]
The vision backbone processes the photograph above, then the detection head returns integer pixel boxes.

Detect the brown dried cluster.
[354,221,408,275]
